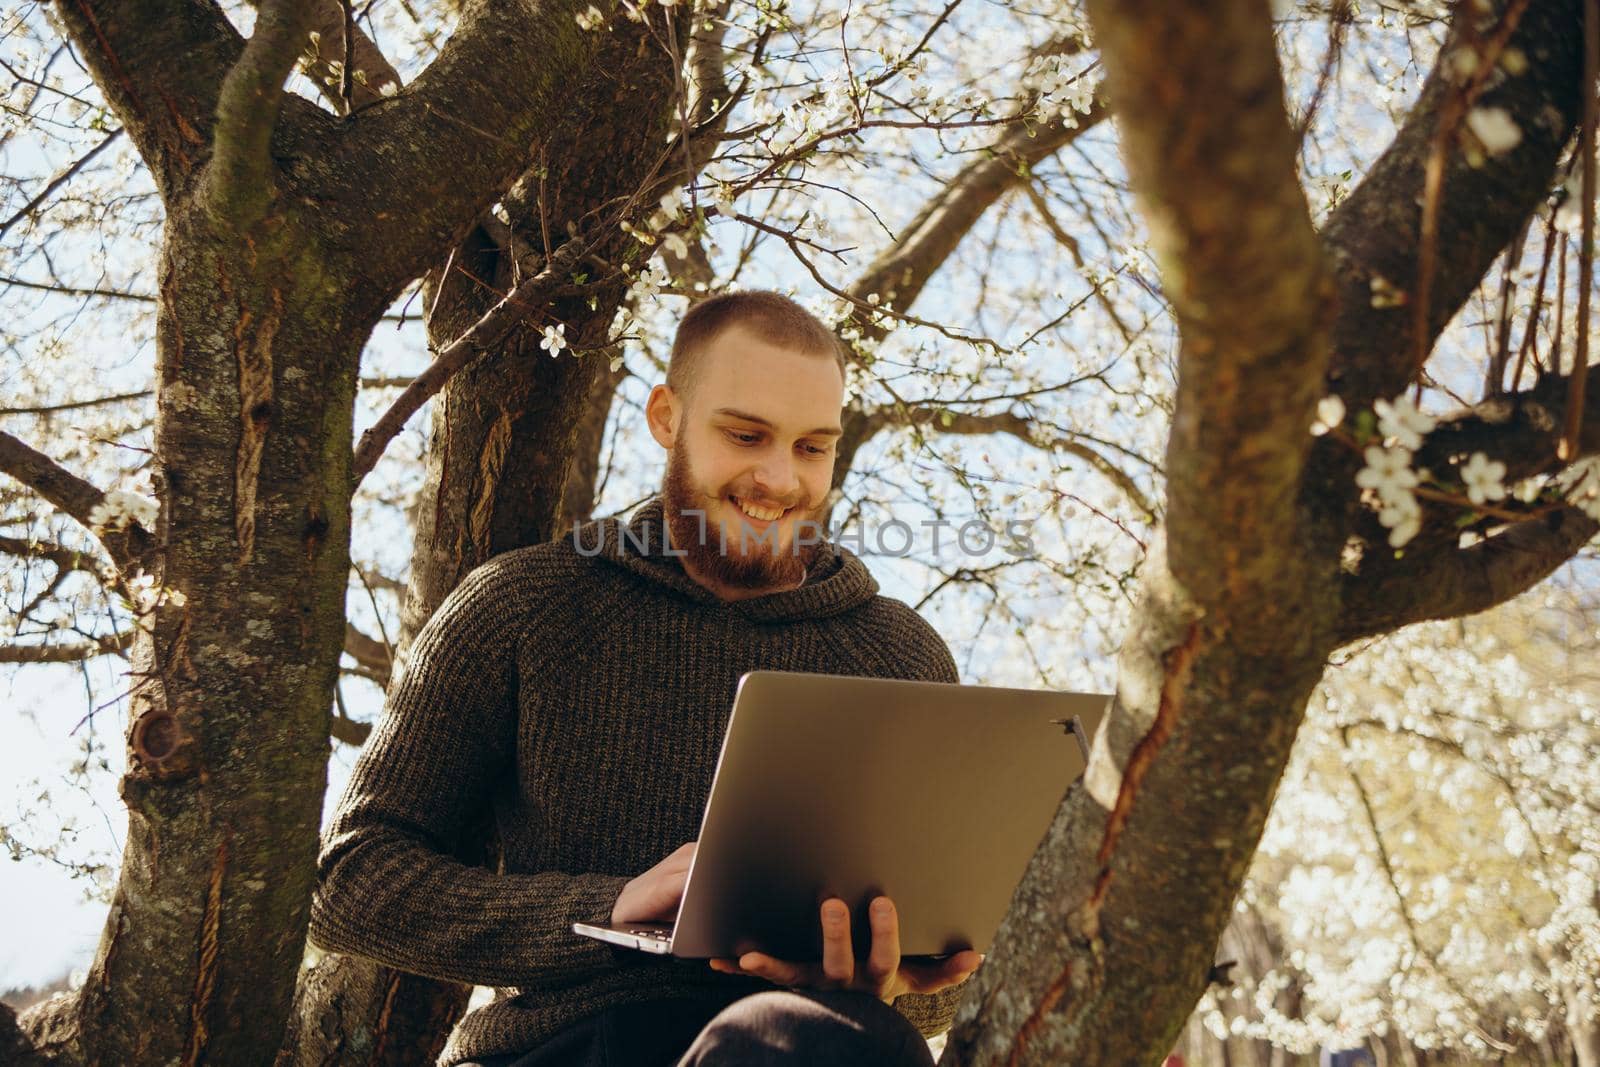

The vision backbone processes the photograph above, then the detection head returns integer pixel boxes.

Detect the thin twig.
[341,0,355,112]
[1412,0,1533,385]
[350,235,597,486]
[1511,209,1559,391]
[0,390,153,416]
[1487,218,1528,395]
[0,130,123,240]
[1295,0,1352,146]
[1552,232,1568,379]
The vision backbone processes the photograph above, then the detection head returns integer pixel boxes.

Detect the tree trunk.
[284,17,697,1061]
[558,355,631,532]
[21,199,368,1065]
[940,542,1331,1067]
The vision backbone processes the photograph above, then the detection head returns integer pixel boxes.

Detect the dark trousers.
[461,990,937,1067]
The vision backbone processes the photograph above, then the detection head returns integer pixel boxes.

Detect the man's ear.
[645,384,680,449]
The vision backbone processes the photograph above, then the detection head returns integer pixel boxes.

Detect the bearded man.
[310,290,980,1067]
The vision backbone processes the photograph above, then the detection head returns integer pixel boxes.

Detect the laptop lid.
[666,669,1110,960]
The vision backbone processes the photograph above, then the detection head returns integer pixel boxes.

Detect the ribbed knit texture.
[309,497,969,1065]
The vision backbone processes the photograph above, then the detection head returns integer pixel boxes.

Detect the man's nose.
[751,452,800,502]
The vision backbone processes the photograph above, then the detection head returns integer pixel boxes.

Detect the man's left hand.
[708,895,982,1002]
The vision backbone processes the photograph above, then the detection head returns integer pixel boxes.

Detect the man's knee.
[678,989,934,1067]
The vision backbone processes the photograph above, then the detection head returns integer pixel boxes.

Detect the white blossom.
[1465,107,1522,157]
[1310,396,1346,436]
[1445,47,1479,82]
[1459,452,1507,506]
[87,490,159,532]
[539,322,567,356]
[1356,445,1419,499]
[656,188,684,225]
[627,259,669,303]
[1374,394,1436,450]
[1379,492,1422,548]
[1555,168,1587,233]
[1356,445,1423,547]
[1023,53,1097,126]
[575,5,604,30]
[1557,457,1600,521]
[1369,274,1407,309]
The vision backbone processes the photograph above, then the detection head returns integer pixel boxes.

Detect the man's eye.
[728,431,760,444]
[801,444,828,456]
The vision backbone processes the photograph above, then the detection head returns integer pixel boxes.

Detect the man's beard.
[661,434,826,592]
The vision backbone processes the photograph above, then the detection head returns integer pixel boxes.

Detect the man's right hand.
[611,841,696,925]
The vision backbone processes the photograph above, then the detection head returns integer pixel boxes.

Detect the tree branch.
[844,79,1106,336]
[0,274,155,303]
[824,33,1108,503]
[1085,0,1329,611]
[302,0,402,113]
[0,129,123,240]
[1334,505,1598,644]
[0,429,152,570]
[867,404,1156,518]
[203,0,318,228]
[48,0,241,197]
[1020,178,1134,343]
[343,621,392,680]
[314,0,616,293]
[0,533,107,573]
[0,390,155,416]
[1414,362,1600,484]
[0,628,137,663]
[330,711,373,746]
[1320,0,1585,410]
[349,231,594,486]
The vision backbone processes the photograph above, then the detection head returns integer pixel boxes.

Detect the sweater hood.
[574,496,879,623]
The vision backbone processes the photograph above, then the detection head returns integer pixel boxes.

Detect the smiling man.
[310,290,979,1067]
[651,294,841,599]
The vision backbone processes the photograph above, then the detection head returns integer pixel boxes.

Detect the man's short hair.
[667,290,847,399]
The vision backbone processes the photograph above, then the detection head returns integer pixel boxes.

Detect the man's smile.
[728,495,791,524]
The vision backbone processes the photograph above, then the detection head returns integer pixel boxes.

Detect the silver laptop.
[573,669,1109,960]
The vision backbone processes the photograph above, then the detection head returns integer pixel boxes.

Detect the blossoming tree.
[0,0,1596,1064]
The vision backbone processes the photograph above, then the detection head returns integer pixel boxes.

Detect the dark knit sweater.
[308,497,970,1065]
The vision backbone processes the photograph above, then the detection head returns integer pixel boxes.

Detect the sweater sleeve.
[307,559,631,988]
[893,975,973,1039]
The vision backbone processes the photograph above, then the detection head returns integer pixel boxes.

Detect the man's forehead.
[684,325,845,435]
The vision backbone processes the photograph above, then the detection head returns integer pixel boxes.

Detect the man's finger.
[864,896,900,988]
[820,898,854,984]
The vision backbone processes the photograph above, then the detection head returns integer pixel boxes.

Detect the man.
[309,290,981,1066]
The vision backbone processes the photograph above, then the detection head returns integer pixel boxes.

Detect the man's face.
[654,323,844,593]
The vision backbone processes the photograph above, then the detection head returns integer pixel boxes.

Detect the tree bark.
[19,193,370,1067]
[940,0,1587,1063]
[557,355,631,531]
[283,12,697,1061]
[7,1,648,1063]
